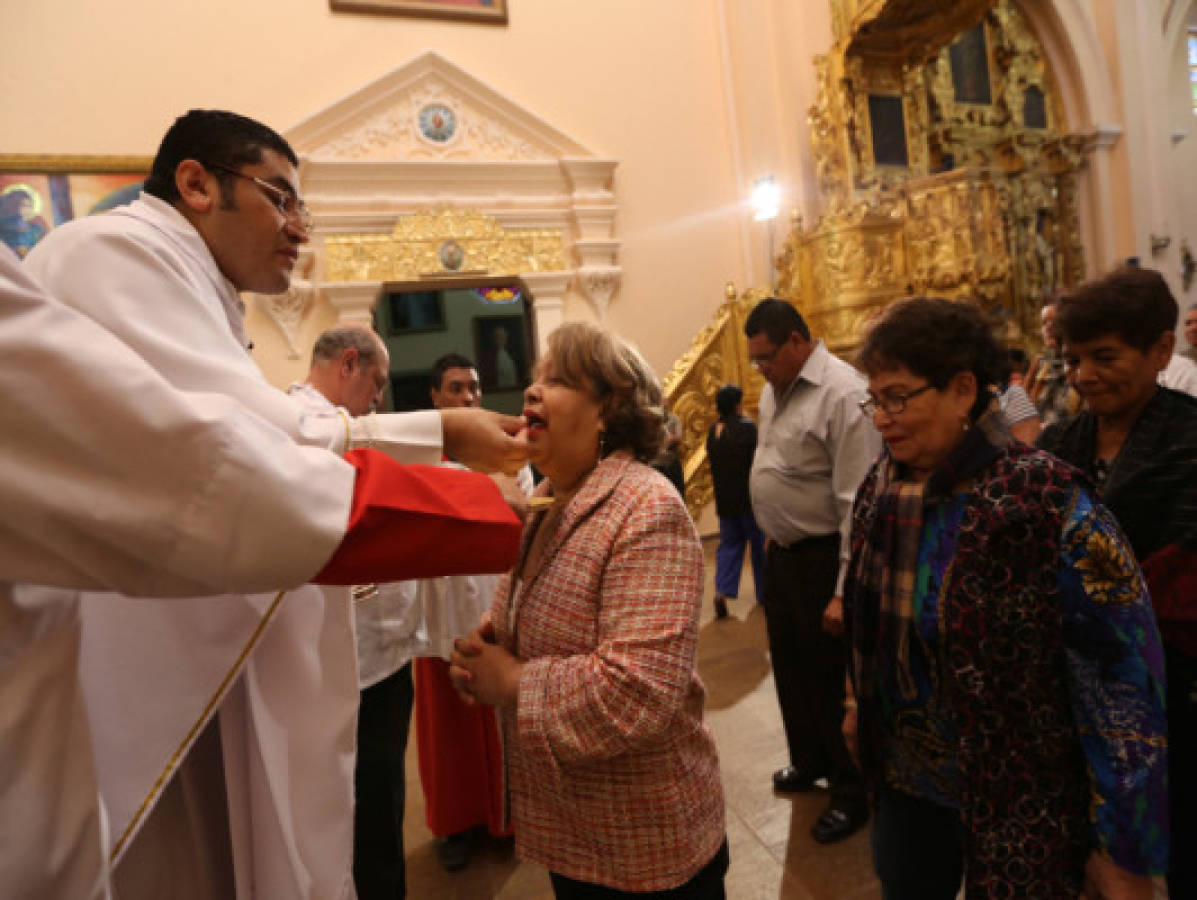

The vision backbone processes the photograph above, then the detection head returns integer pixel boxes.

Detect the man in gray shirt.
[746,299,881,845]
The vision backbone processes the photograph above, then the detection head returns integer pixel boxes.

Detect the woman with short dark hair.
[1038,265,1197,898]
[845,297,1166,898]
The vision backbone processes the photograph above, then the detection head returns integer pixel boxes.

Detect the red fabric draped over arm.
[314,449,521,584]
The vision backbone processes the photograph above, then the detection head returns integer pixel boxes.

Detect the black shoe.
[811,806,867,844]
[772,766,826,793]
[713,594,730,619]
[436,831,473,872]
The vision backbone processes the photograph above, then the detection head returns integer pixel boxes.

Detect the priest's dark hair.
[143,109,299,206]
[430,352,477,393]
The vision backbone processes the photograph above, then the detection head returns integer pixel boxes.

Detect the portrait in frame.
[385,289,447,334]
[0,155,148,259]
[949,22,993,105]
[473,314,528,392]
[866,95,909,168]
[329,0,507,24]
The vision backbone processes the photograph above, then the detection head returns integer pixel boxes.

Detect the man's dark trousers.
[762,535,865,814]
[353,662,414,900]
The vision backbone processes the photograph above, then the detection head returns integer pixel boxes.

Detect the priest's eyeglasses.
[208,164,313,233]
[859,383,935,417]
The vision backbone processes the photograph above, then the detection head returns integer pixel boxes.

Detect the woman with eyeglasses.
[843,297,1166,899]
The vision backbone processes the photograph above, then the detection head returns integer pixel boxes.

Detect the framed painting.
[948,22,993,105]
[0,155,149,259]
[473,314,528,391]
[385,289,447,334]
[866,95,909,168]
[329,0,507,24]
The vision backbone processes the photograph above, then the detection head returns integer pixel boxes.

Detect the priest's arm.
[0,251,520,597]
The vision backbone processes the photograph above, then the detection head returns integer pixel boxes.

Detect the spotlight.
[751,176,780,222]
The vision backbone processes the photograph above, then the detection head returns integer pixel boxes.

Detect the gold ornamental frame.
[329,0,507,24]
[0,154,151,173]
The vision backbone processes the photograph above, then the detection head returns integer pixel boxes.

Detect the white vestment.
[0,250,357,899]
[288,383,431,689]
[419,465,531,660]
[23,196,448,900]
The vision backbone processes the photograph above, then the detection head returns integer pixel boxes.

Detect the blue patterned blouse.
[877,487,1169,875]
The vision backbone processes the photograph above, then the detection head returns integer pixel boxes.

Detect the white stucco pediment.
[280,51,622,342]
[288,50,591,163]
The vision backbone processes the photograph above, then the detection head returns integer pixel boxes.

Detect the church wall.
[6,0,1191,379]
[0,0,781,382]
[1166,3,1197,312]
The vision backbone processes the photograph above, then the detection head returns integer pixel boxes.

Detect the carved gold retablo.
[661,284,772,521]
[323,208,567,283]
[789,0,1085,354]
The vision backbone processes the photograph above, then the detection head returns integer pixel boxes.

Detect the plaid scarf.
[847,402,1012,705]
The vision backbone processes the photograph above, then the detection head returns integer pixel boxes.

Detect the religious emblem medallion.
[439,239,465,271]
[418,103,457,143]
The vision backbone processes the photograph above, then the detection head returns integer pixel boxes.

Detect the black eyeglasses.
[859,383,935,416]
[207,164,313,233]
[749,345,783,370]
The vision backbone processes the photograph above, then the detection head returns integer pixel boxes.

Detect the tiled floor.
[401,539,879,899]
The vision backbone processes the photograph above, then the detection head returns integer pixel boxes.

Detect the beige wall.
[1167,4,1197,314]
[6,1,1192,374]
[2,0,821,381]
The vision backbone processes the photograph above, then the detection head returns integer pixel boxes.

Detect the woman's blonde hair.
[544,322,666,463]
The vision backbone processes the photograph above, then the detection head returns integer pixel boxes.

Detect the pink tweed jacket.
[491,455,725,891]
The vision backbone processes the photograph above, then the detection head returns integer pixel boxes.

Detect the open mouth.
[523,410,547,435]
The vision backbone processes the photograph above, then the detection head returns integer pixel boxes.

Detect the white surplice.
[288,383,433,689]
[22,196,449,900]
[0,250,356,899]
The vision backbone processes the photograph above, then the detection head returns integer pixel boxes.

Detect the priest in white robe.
[0,249,521,899]
[22,109,526,900]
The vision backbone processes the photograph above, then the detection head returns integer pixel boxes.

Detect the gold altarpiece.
[323,209,567,283]
[781,0,1087,351]
[664,0,1087,517]
[663,283,772,519]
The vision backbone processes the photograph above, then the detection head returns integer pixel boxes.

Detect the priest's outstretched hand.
[313,448,522,585]
[440,407,529,475]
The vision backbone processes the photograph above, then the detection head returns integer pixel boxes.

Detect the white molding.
[288,54,621,336]
[576,265,623,320]
[560,157,618,203]
[573,238,621,267]
[322,282,380,324]
[1089,123,1124,151]
[571,205,619,240]
[288,51,592,161]
[520,272,573,351]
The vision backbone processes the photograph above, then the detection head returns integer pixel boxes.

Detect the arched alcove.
[1015,0,1123,276]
